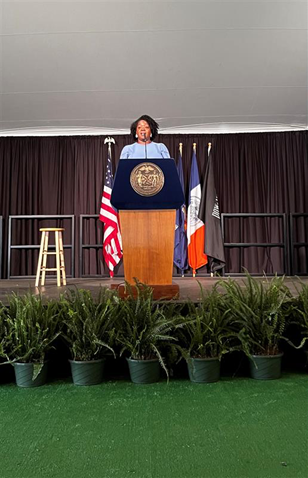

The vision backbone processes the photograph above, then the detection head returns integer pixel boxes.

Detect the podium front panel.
[119,210,175,285]
[111,158,184,210]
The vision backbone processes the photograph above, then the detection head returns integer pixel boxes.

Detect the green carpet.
[0,374,307,478]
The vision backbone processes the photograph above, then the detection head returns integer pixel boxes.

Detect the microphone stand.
[143,133,147,159]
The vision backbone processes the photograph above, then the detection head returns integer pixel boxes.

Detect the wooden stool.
[35,228,67,287]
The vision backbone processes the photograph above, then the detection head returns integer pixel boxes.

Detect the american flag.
[99,144,122,277]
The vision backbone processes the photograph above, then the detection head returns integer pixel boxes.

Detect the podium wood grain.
[119,210,176,285]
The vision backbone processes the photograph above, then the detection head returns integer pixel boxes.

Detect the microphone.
[143,133,147,159]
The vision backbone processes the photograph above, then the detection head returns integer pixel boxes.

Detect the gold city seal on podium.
[130,162,165,197]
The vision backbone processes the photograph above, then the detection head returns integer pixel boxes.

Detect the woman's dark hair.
[130,115,159,141]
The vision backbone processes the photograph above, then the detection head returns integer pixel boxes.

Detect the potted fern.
[283,281,308,364]
[176,285,238,383]
[0,301,8,376]
[116,281,178,384]
[60,288,119,385]
[0,293,61,387]
[219,272,291,380]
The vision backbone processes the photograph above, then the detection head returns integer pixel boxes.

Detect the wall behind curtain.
[0,131,307,278]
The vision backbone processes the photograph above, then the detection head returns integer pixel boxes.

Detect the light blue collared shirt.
[120,142,170,159]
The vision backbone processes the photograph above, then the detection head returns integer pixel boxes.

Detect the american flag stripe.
[103,226,113,240]
[111,238,117,252]
[104,250,117,267]
[100,208,118,223]
[114,234,122,251]
[105,247,120,265]
[103,185,112,195]
[100,199,116,212]
[104,225,119,242]
[101,196,112,208]
[113,234,122,249]
[102,192,111,202]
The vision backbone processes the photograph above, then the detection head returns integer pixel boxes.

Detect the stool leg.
[41,232,49,286]
[35,231,45,287]
[59,232,67,286]
[55,231,61,287]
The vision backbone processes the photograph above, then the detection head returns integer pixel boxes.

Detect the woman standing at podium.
[120,115,170,159]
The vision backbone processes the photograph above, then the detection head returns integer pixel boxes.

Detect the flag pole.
[207,142,214,278]
[192,142,197,278]
[179,142,184,277]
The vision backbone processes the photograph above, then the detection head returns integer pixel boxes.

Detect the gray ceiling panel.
[2,32,156,92]
[2,1,306,33]
[0,4,2,122]
[0,114,304,133]
[2,1,306,4]
[251,87,307,116]
[2,85,305,120]
[2,29,306,92]
[0,0,307,134]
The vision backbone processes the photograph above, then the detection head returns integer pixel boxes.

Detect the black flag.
[198,146,225,272]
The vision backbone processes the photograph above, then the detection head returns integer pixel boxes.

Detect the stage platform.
[0,276,307,304]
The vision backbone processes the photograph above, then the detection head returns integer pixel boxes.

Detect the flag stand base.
[110,283,179,300]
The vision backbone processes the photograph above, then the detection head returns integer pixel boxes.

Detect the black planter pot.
[127,358,160,384]
[14,362,48,388]
[303,349,308,369]
[187,357,220,383]
[69,358,105,386]
[249,353,283,380]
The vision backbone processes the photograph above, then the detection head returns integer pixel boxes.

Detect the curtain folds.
[0,131,307,278]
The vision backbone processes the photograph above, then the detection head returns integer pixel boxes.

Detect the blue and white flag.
[174,145,188,274]
[187,145,208,276]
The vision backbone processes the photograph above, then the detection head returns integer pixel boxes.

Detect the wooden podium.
[110,158,184,299]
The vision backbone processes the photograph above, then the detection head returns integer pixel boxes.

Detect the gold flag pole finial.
[179,142,183,156]
[193,142,197,152]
